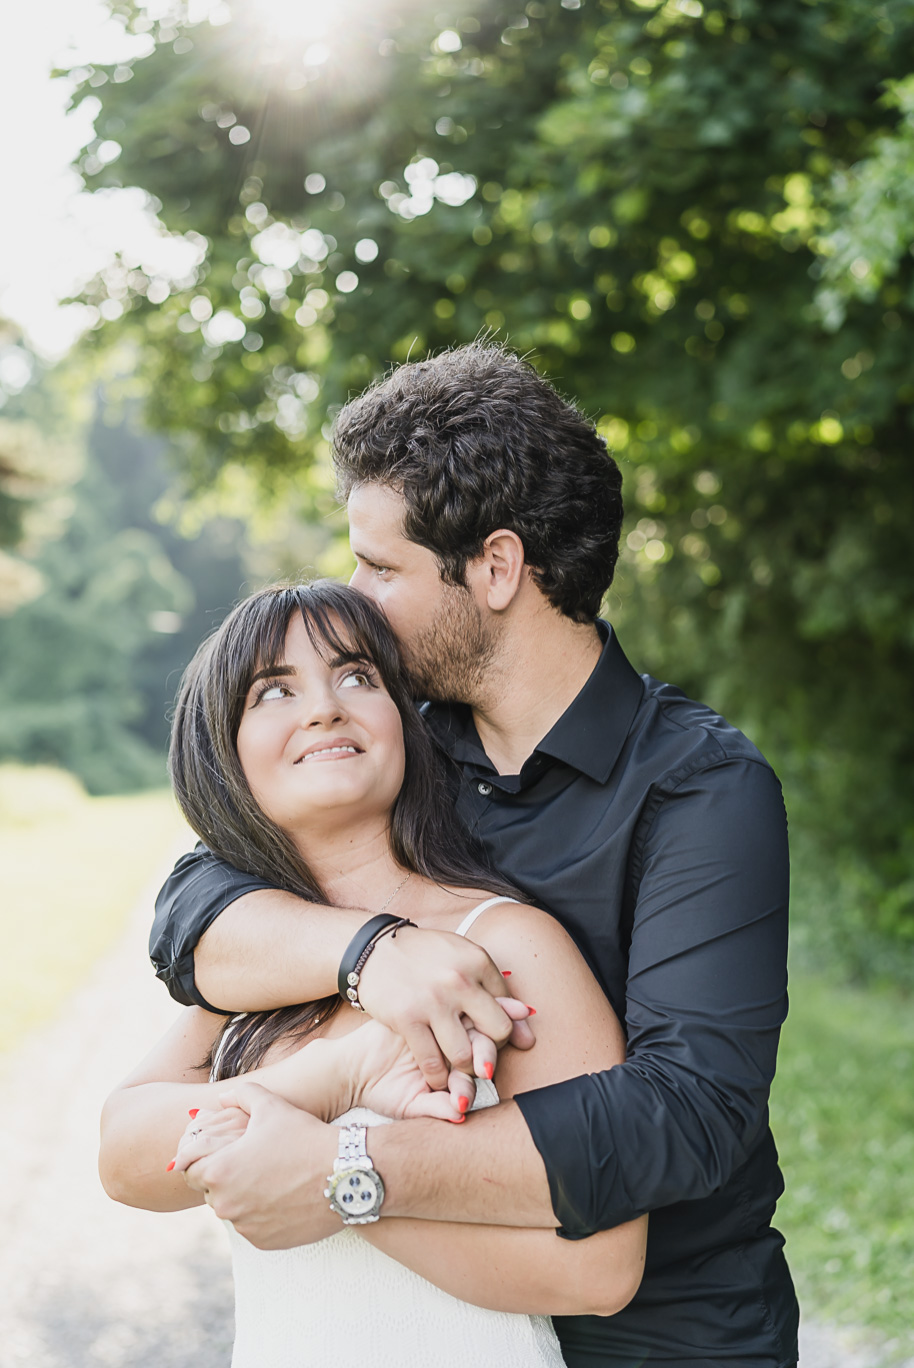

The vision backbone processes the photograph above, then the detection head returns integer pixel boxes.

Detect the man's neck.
[470,613,604,776]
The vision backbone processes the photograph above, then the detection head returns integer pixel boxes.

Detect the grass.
[0,764,189,1057]
[771,967,914,1358]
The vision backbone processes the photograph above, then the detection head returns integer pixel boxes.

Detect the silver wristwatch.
[324,1123,385,1225]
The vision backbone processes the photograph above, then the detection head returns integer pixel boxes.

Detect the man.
[152,343,799,1367]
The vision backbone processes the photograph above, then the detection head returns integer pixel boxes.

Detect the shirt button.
[477,781,493,797]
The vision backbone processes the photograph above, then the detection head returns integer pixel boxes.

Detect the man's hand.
[358,925,535,1091]
[180,1083,341,1249]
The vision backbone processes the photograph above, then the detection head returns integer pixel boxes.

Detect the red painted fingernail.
[483,1061,494,1080]
[165,1160,176,1172]
[450,1114,466,1123]
[501,970,512,977]
[188,1109,199,1119]
[458,1095,469,1113]
[526,1006,537,1016]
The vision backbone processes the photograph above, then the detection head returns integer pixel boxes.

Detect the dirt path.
[0,850,234,1368]
[0,851,903,1368]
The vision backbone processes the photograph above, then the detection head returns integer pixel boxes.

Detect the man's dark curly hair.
[332,343,623,623]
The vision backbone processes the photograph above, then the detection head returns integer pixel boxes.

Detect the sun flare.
[248,0,331,42]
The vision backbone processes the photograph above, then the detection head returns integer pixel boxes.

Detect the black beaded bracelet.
[338,914,416,1010]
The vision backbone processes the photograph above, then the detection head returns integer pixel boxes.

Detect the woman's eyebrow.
[327,652,373,669]
[249,664,295,686]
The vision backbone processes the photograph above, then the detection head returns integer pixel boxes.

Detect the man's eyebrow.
[249,664,295,686]
[352,548,394,567]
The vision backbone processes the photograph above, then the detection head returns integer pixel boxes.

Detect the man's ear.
[471,529,526,611]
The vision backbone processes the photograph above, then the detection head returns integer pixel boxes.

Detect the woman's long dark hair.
[170,578,519,1079]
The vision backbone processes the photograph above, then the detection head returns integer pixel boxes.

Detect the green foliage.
[68,0,914,960]
[817,74,914,328]
[0,435,187,791]
[0,400,260,792]
[771,969,914,1351]
[0,320,81,611]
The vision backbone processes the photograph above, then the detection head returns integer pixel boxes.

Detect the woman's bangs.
[225,581,398,711]
[296,586,391,678]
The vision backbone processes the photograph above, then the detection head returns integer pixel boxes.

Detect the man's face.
[348,482,496,703]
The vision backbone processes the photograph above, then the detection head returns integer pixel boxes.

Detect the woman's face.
[235,612,406,841]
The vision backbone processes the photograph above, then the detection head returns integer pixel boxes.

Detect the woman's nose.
[303,682,348,728]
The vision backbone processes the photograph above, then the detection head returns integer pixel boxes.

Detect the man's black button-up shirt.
[150,626,799,1367]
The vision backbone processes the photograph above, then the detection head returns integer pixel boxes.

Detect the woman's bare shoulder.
[467,898,577,956]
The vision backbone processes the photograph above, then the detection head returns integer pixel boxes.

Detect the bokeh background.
[1,0,912,1363]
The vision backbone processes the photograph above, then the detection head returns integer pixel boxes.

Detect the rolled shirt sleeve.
[514,755,790,1236]
[149,845,278,1010]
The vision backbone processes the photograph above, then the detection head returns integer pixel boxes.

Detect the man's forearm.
[371,1099,557,1228]
[194,890,367,1010]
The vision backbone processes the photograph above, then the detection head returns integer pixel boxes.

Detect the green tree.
[0,393,264,792]
[69,0,914,963]
[0,321,79,612]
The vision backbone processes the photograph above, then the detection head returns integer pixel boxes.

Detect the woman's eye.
[254,682,292,704]
[340,670,373,689]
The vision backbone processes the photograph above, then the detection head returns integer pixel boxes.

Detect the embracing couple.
[101,343,799,1367]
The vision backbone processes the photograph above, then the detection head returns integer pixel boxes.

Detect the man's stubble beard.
[402,582,498,706]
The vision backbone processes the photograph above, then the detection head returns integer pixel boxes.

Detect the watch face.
[331,1169,383,1220]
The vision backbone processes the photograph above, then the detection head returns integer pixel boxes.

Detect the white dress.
[224,897,565,1367]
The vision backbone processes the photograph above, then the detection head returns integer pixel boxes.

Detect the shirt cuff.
[515,1075,615,1240]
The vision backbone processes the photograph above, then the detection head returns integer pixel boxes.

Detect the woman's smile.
[295,739,364,763]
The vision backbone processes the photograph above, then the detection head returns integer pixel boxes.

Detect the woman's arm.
[359,905,648,1316]
[100,1008,475,1213]
[100,1008,358,1212]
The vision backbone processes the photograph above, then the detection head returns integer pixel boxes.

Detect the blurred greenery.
[0,317,81,612]
[57,0,914,976]
[0,357,337,791]
[0,765,187,1054]
[772,969,914,1354]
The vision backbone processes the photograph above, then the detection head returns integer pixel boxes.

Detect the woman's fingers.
[447,1067,477,1114]
[170,1130,240,1174]
[169,1105,250,1174]
[497,995,536,1050]
[403,1087,467,1123]
[465,1026,498,1082]
[462,1001,534,1077]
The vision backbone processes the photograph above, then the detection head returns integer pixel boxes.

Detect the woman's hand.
[341,1019,474,1123]
[170,1104,250,1174]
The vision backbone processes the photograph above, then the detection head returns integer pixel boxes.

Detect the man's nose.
[349,563,378,601]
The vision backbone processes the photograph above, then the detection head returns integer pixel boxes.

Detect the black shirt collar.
[423,622,644,786]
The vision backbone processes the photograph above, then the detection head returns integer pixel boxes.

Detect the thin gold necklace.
[377,870,411,913]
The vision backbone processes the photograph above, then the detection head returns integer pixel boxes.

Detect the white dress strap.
[454,896,520,939]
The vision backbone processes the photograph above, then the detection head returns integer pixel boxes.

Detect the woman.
[100,580,647,1367]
